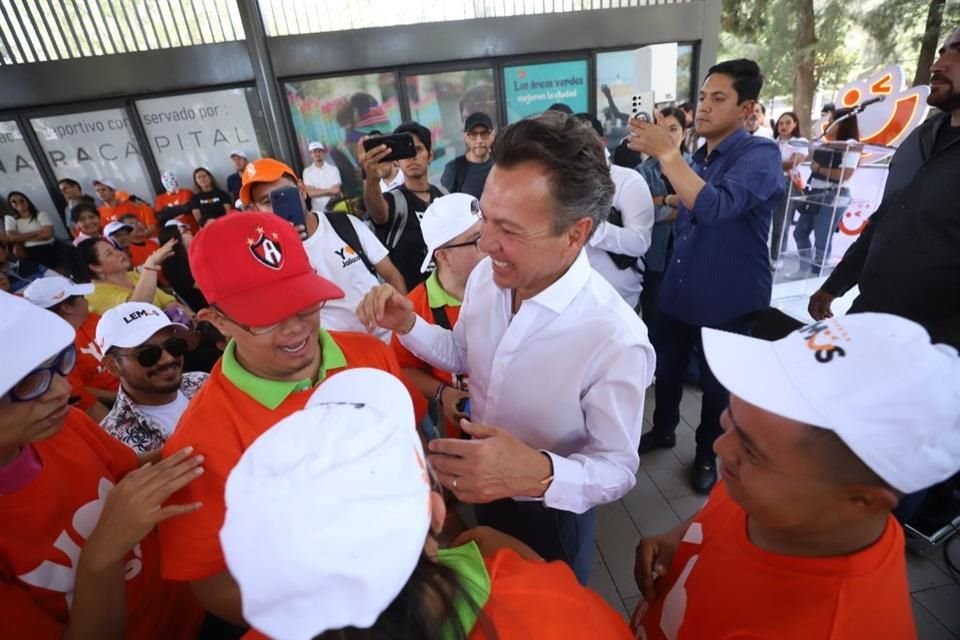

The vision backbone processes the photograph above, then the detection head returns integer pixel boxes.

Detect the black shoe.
[638,431,676,455]
[691,457,718,495]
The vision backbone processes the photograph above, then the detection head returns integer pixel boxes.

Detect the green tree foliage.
[863,0,960,85]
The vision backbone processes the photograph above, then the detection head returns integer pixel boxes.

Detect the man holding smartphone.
[360,122,448,291]
[238,157,406,341]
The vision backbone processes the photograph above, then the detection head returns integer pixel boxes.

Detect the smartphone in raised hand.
[631,91,655,123]
[361,132,418,161]
[269,185,306,228]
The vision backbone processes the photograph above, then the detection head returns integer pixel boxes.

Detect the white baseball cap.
[91,178,117,190]
[229,149,248,159]
[703,313,960,494]
[419,193,482,273]
[307,141,326,152]
[220,368,427,640]
[164,218,190,231]
[22,275,94,309]
[96,302,187,354]
[0,291,75,397]
[103,220,133,237]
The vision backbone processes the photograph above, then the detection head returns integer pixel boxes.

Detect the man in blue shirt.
[628,59,784,493]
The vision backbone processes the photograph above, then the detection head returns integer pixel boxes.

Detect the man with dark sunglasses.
[98,302,208,453]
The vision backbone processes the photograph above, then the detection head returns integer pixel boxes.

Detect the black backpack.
[450,156,471,193]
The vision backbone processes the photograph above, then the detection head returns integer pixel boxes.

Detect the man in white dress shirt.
[302,141,342,212]
[358,112,655,584]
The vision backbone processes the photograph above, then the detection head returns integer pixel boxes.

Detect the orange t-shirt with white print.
[155,188,199,233]
[159,329,426,582]
[392,275,464,437]
[74,312,119,393]
[631,482,916,640]
[0,409,204,640]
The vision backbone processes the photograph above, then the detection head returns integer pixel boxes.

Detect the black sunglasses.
[119,337,189,368]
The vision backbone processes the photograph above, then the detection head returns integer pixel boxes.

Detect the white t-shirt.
[585,164,655,308]
[302,211,392,343]
[302,162,343,212]
[380,168,405,192]
[5,212,56,247]
[136,391,189,438]
[779,137,809,163]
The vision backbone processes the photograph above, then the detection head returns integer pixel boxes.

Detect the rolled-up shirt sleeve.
[689,145,783,226]
[540,341,653,514]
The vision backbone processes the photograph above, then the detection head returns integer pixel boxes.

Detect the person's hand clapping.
[356,284,416,334]
[628,110,681,161]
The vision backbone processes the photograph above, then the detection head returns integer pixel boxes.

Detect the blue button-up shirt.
[658,128,784,326]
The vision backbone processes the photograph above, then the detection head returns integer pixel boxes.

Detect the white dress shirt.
[400,251,655,514]
[586,164,655,308]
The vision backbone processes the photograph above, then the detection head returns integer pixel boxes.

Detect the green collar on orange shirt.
[437,541,492,638]
[425,271,462,309]
[221,328,347,410]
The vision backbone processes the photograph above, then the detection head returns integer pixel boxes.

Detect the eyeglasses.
[214,303,323,336]
[8,345,76,402]
[466,130,491,140]
[117,337,189,368]
[439,235,482,251]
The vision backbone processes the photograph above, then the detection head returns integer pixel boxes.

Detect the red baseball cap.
[240,158,297,206]
[189,211,344,327]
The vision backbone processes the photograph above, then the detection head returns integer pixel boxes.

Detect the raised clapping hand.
[81,447,203,572]
[356,283,416,334]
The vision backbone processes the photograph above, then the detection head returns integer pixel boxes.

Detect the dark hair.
[193,167,221,192]
[706,58,764,104]
[829,113,860,142]
[546,103,574,115]
[756,102,767,115]
[658,107,689,152]
[573,113,604,139]
[75,237,108,282]
[678,101,694,113]
[313,554,490,640]
[821,103,836,115]
[611,139,644,169]
[58,178,82,190]
[70,201,99,223]
[493,111,613,237]
[7,191,39,220]
[394,122,432,153]
[774,112,802,140]
[158,225,188,260]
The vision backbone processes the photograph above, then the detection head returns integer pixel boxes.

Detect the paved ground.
[587,385,960,639]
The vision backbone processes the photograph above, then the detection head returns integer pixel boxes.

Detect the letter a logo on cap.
[248,227,284,270]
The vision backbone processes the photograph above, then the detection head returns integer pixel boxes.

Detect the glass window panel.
[0,120,68,240]
[285,72,402,198]
[404,68,496,181]
[136,87,270,201]
[31,108,154,214]
[596,43,692,152]
[503,60,588,124]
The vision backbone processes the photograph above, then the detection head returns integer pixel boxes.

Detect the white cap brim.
[230,149,248,159]
[22,278,94,309]
[702,328,833,430]
[0,293,76,397]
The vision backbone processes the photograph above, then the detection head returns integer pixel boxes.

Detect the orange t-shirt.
[0,409,204,639]
[126,239,160,269]
[159,330,425,582]
[392,277,463,437]
[155,188,199,233]
[631,482,916,640]
[67,369,97,411]
[99,201,158,232]
[74,312,119,393]
[241,547,632,640]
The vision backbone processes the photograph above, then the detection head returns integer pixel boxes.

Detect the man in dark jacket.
[809,27,960,348]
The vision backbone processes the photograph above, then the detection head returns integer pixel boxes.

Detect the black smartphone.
[269,185,306,227]
[362,132,418,161]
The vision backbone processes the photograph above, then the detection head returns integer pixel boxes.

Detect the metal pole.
[235,0,295,164]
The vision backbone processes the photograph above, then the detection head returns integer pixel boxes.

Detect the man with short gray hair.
[357,111,655,584]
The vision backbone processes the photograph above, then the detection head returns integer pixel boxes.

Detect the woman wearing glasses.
[97,302,208,454]
[0,292,206,639]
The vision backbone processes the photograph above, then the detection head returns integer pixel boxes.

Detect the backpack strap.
[451,156,470,193]
[378,189,411,251]
[323,211,378,277]
[604,206,642,272]
[431,305,452,330]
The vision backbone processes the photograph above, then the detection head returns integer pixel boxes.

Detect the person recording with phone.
[240,157,406,340]
[360,122,448,291]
